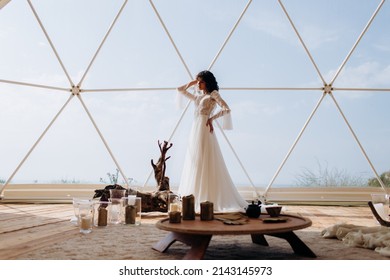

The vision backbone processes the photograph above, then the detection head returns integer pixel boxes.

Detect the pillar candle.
[182,194,195,220]
[169,211,181,223]
[200,201,214,221]
[97,207,108,226]
[125,205,136,224]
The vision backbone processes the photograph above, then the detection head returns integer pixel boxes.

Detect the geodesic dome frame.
[0,0,389,201]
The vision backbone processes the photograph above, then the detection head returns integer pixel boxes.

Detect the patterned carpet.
[14,221,389,260]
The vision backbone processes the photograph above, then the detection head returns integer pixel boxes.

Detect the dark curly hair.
[196,70,219,93]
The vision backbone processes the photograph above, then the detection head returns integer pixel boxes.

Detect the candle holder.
[78,201,94,234]
[168,193,181,223]
[109,189,126,199]
[72,197,92,225]
[121,196,141,226]
[109,198,122,224]
[168,193,181,213]
[109,189,126,225]
[93,201,111,227]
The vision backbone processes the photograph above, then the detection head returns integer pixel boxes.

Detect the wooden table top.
[156,214,312,235]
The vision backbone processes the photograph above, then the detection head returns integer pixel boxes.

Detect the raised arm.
[176,80,198,101]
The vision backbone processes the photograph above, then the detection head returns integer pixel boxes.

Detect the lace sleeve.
[210,91,233,130]
[176,84,196,108]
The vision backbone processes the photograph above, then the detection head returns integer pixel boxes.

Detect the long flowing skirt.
[178,114,247,213]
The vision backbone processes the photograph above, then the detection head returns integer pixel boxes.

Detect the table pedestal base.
[153,232,212,260]
[252,232,316,258]
[153,231,316,260]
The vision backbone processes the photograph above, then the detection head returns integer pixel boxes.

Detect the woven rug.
[14,221,390,260]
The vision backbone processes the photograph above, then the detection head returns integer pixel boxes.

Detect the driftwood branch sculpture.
[93,140,174,212]
[151,140,173,191]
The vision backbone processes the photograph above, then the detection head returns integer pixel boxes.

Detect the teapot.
[245,200,262,218]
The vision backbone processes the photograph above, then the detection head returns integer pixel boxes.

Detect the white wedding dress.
[177,86,248,213]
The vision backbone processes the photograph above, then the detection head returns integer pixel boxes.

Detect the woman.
[177,70,247,213]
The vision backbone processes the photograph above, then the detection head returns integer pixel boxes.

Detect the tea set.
[245,200,283,219]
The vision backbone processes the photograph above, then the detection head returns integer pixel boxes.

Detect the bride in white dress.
[177,70,247,213]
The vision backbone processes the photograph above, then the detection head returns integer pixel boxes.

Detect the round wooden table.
[152,214,316,259]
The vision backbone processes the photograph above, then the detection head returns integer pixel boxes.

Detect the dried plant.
[294,160,367,187]
[368,171,390,188]
[100,168,134,186]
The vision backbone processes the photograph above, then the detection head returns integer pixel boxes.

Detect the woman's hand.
[206,118,214,133]
[188,80,197,88]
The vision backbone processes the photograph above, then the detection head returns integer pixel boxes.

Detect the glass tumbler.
[109,189,126,225]
[72,197,92,225]
[121,196,141,226]
[78,201,94,234]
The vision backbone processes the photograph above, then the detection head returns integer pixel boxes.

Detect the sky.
[0,0,390,189]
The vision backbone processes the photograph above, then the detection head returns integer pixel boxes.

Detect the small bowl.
[266,206,282,217]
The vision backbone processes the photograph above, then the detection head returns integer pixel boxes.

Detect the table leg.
[152,232,212,260]
[266,231,316,258]
[183,234,212,260]
[152,232,178,253]
[251,234,269,246]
